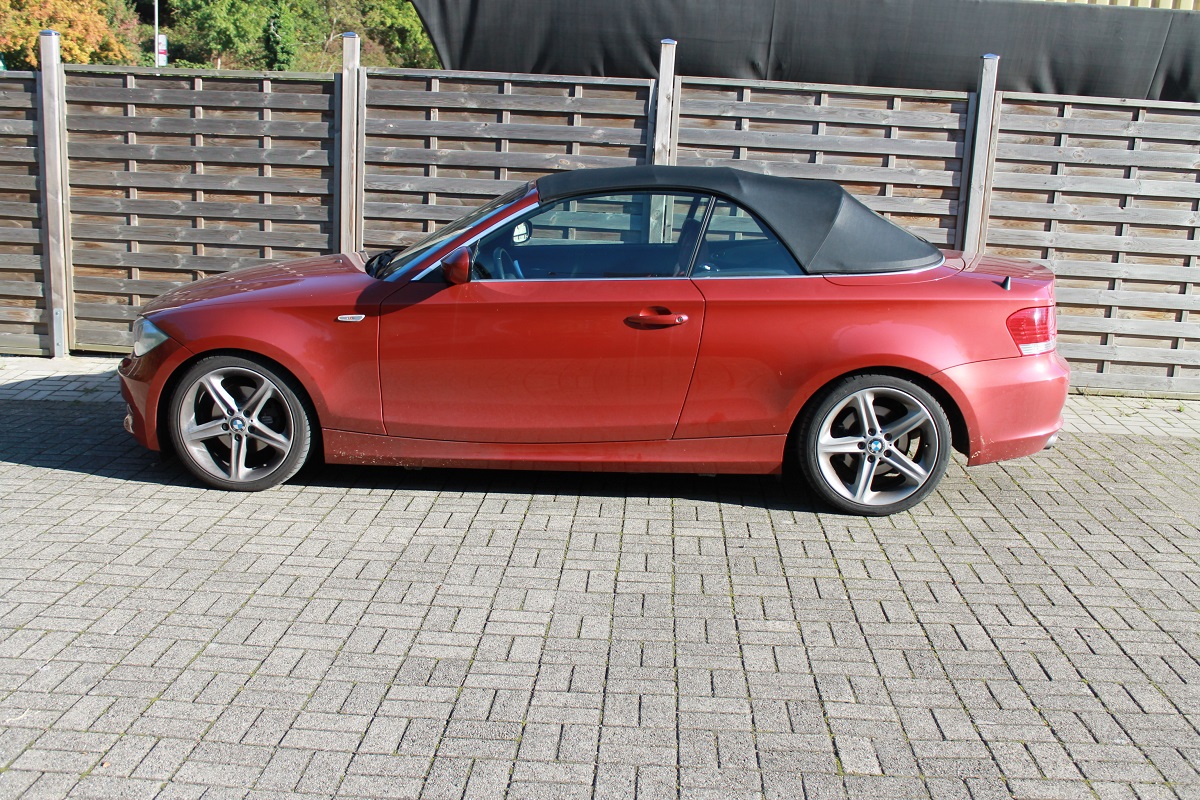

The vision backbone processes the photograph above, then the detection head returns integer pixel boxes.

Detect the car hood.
[142,253,372,314]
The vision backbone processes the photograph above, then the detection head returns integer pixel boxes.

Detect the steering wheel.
[494,247,525,280]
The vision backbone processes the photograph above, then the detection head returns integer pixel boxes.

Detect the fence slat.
[68,143,332,167]
[71,223,330,249]
[68,170,331,194]
[64,86,334,110]
[67,115,331,137]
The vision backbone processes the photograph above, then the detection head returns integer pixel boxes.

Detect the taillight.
[1007,306,1056,356]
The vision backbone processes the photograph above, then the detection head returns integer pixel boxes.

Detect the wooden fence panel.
[674,77,972,249]
[64,66,338,351]
[0,73,47,355]
[361,69,654,250]
[987,92,1200,393]
[1,56,1197,398]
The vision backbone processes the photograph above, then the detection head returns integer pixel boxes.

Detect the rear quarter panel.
[676,262,1054,439]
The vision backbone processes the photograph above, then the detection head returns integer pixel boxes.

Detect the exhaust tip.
[1043,433,1058,450]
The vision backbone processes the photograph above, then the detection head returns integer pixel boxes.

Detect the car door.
[378,191,711,444]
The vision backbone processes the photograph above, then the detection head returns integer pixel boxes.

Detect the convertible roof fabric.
[536,166,944,275]
[411,0,1200,103]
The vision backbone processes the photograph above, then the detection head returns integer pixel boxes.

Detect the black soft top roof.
[535,166,943,275]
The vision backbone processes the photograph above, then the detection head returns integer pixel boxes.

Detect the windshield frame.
[374,183,533,281]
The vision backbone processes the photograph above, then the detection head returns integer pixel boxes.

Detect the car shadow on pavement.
[1,399,822,513]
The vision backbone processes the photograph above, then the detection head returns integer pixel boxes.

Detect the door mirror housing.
[442,246,473,285]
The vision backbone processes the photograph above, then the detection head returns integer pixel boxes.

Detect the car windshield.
[373,184,530,280]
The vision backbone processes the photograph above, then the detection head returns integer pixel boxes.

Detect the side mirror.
[442,246,472,285]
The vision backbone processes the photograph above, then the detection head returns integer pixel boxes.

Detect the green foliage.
[263,0,298,70]
[152,0,438,71]
[363,0,438,68]
[170,0,270,66]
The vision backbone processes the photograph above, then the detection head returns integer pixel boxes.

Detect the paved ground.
[0,355,1198,800]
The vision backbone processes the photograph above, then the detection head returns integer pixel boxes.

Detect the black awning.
[412,0,1200,103]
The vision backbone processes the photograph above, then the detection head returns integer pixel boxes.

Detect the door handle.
[625,307,689,329]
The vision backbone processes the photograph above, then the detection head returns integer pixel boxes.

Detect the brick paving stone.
[1,354,1199,798]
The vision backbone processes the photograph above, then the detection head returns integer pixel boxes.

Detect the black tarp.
[411,0,1200,103]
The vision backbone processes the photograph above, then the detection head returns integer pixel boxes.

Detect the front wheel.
[798,374,951,516]
[168,355,313,491]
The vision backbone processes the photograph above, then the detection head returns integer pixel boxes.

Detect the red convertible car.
[119,166,1068,515]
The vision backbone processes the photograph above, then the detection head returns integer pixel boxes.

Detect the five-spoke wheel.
[169,356,312,491]
[799,374,951,515]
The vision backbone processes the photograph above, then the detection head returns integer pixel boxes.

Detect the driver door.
[378,191,710,444]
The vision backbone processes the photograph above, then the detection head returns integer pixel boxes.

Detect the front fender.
[150,304,385,437]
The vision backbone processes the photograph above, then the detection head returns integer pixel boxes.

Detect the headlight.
[132,316,169,357]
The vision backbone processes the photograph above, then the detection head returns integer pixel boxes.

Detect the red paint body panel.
[676,256,1055,440]
[324,429,787,474]
[934,351,1069,465]
[379,278,705,443]
[128,253,390,440]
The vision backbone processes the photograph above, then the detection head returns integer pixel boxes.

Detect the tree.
[363,0,437,68]
[263,0,298,70]
[170,0,270,68]
[99,0,439,72]
[0,0,135,68]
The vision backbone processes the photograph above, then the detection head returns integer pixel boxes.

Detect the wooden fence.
[672,76,971,249]
[64,67,340,351]
[360,70,654,250]
[6,32,1200,395]
[0,71,45,356]
[982,92,1200,394]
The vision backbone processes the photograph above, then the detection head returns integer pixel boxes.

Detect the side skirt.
[322,430,787,474]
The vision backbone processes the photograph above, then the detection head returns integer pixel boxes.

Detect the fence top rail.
[0,71,37,80]
[63,64,336,82]
[678,74,970,101]
[364,66,653,88]
[1000,89,1200,112]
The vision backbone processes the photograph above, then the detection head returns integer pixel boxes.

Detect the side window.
[474,191,710,280]
[693,199,804,277]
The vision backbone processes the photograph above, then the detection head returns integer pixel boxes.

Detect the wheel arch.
[784,366,970,463]
[155,348,324,462]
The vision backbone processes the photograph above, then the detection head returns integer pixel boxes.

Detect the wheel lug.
[868,455,876,462]
[857,442,866,449]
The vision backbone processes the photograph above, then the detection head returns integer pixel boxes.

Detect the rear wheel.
[799,374,951,515]
[168,355,312,491]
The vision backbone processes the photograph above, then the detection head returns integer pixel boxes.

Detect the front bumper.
[118,337,192,451]
[934,351,1070,466]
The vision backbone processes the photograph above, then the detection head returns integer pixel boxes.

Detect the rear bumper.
[934,351,1069,466]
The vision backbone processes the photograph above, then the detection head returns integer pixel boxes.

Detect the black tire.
[798,374,951,516]
[168,355,312,491]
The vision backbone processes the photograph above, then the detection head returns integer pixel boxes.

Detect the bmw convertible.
[119,165,1068,515]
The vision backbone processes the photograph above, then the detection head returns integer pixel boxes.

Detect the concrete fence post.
[961,53,1001,254]
[337,32,363,254]
[36,30,73,357]
[651,39,678,166]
